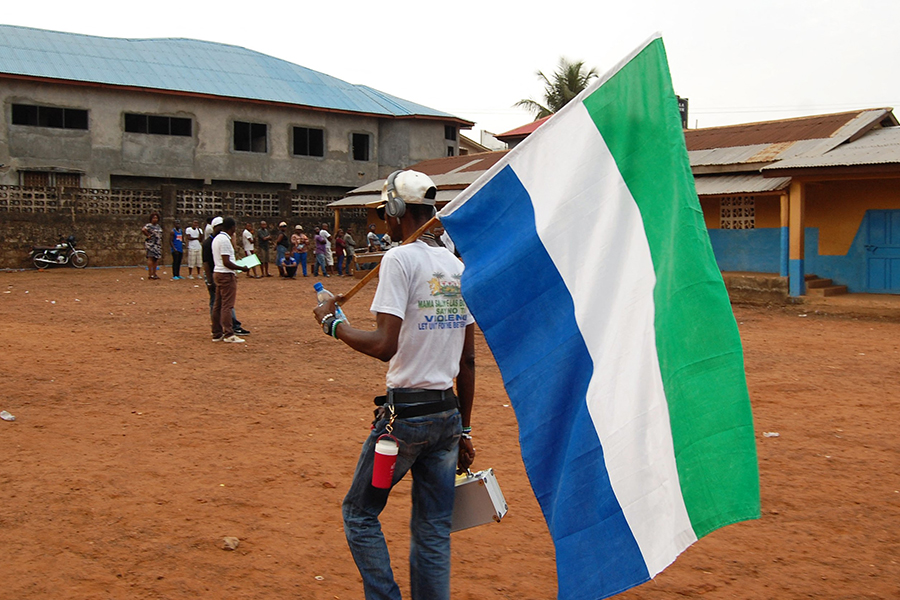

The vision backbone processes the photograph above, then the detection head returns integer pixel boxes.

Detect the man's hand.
[312,295,337,324]
[457,436,475,474]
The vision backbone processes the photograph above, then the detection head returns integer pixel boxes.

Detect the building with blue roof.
[0,24,472,193]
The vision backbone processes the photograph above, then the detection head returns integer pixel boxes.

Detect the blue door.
[866,210,900,292]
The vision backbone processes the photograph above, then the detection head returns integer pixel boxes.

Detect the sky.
[4,0,899,141]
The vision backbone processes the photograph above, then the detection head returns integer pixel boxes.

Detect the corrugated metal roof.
[0,24,468,122]
[410,151,508,177]
[329,189,461,209]
[330,152,509,208]
[690,139,831,167]
[694,174,791,195]
[685,109,895,151]
[763,127,900,171]
[495,115,551,141]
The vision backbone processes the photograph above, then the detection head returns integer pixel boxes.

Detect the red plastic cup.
[372,435,399,489]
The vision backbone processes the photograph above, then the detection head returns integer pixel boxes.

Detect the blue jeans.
[314,253,327,276]
[296,252,308,276]
[343,408,461,600]
[276,245,287,274]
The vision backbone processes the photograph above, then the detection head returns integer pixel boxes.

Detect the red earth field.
[0,267,897,599]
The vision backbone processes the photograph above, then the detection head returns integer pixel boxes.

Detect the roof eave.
[762,163,900,179]
[0,72,473,125]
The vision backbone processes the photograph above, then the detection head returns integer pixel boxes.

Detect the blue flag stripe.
[442,165,651,599]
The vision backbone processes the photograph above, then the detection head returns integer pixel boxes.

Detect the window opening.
[12,104,88,130]
[293,127,325,157]
[234,121,268,153]
[352,133,370,161]
[125,113,192,136]
[445,125,457,141]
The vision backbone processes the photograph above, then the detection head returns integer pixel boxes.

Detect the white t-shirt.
[212,232,237,274]
[371,240,470,390]
[185,227,203,250]
[241,229,254,253]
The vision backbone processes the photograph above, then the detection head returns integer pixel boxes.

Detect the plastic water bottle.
[314,282,349,323]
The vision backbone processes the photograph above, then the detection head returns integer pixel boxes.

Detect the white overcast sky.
[4,0,899,139]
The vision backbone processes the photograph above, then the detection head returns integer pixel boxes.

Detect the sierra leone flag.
[439,35,760,600]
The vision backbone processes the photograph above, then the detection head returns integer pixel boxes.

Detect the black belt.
[374,388,458,419]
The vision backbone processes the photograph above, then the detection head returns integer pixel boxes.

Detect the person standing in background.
[367,224,381,252]
[170,220,184,280]
[242,222,261,279]
[275,222,290,278]
[292,225,309,277]
[185,219,203,279]
[335,229,347,276]
[257,220,273,277]
[203,217,251,339]
[313,226,328,277]
[211,217,251,343]
[142,212,163,280]
[343,229,356,277]
[320,223,334,276]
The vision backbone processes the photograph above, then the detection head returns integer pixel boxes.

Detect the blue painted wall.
[708,213,887,293]
[707,228,781,273]
[804,225,868,293]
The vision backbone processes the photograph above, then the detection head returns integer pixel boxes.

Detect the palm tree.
[515,58,599,119]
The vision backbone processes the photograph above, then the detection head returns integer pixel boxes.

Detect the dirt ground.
[0,266,897,600]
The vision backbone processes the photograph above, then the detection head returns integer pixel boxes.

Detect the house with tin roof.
[690,108,900,296]
[0,24,471,195]
[342,108,900,298]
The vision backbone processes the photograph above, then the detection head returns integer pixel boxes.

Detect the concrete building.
[0,25,472,267]
[0,24,471,191]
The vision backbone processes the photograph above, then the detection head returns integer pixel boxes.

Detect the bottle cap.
[313,282,324,292]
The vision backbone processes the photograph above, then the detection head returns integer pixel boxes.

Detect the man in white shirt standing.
[185,219,203,279]
[241,222,260,279]
[212,217,251,343]
[312,170,475,600]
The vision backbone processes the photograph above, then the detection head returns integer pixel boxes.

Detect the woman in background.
[142,212,163,280]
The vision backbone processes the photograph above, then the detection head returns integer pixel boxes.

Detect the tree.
[515,58,599,119]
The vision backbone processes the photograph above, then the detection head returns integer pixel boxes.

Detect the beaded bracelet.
[330,318,344,339]
[322,316,344,339]
[462,426,472,434]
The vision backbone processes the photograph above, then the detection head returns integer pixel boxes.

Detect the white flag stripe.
[510,102,696,575]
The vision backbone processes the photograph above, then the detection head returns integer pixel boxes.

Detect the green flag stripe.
[582,37,760,536]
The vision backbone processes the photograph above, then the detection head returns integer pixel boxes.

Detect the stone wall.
[0,185,366,269]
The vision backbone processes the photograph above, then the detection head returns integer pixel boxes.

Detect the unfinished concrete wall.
[1,78,451,191]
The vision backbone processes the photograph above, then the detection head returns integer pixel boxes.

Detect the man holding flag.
[439,34,759,600]
[312,170,476,600]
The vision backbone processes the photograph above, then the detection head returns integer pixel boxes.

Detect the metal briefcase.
[451,468,508,532]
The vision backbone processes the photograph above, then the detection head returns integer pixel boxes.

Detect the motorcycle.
[30,235,90,269]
